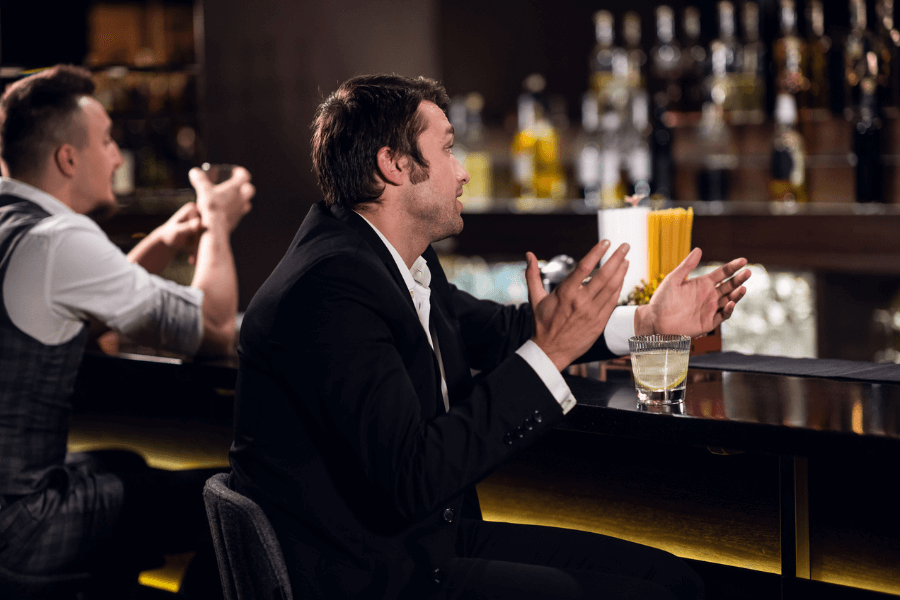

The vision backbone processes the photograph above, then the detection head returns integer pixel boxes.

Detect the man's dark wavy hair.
[311,74,450,210]
[0,65,95,179]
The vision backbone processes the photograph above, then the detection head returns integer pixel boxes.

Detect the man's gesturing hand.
[635,248,750,338]
[525,241,630,372]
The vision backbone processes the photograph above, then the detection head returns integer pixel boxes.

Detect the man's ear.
[376,146,406,186]
[54,144,78,178]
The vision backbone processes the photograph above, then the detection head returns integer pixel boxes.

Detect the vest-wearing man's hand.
[190,165,255,234]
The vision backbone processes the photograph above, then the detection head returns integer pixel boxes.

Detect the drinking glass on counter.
[629,334,691,405]
[201,162,234,184]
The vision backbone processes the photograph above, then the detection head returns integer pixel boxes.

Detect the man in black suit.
[231,74,749,600]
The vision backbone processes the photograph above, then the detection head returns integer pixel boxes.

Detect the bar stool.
[203,472,293,600]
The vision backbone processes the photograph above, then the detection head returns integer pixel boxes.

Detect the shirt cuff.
[516,340,577,415]
[604,305,638,356]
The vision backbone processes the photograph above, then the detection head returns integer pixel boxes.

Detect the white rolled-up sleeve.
[47,220,203,356]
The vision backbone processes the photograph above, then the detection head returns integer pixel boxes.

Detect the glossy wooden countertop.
[77,347,900,464]
[561,368,900,459]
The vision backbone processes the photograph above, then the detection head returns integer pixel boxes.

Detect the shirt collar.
[354,210,429,291]
[0,177,74,216]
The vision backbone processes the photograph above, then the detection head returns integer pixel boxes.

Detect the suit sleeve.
[266,256,565,522]
[439,278,619,369]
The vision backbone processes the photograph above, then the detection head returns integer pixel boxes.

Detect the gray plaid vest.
[0,194,88,495]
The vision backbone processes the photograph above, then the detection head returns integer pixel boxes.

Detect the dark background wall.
[199,0,441,308]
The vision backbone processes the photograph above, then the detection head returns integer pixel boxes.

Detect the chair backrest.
[203,472,293,600]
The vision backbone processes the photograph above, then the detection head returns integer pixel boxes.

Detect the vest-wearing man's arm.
[186,167,253,356]
[126,202,204,276]
[7,213,204,356]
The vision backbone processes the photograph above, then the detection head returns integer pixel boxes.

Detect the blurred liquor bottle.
[590,10,629,115]
[802,0,832,115]
[773,0,808,99]
[450,93,493,212]
[769,93,808,203]
[599,110,627,208]
[845,0,881,116]
[619,11,651,201]
[650,102,675,200]
[736,1,766,123]
[575,93,602,209]
[680,6,709,114]
[622,12,647,96]
[647,5,679,200]
[696,100,738,201]
[510,74,567,211]
[621,91,652,199]
[649,5,683,113]
[876,0,900,113]
[707,1,743,113]
[852,75,886,202]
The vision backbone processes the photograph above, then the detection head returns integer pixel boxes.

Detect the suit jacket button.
[515,427,525,439]
[443,507,455,522]
[533,410,543,423]
[432,567,443,583]
[523,417,534,431]
[504,433,513,445]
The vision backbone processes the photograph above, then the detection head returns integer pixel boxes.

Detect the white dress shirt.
[603,305,637,356]
[1,177,204,355]
[355,212,579,414]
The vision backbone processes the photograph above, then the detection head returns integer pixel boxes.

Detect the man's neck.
[354,203,427,270]
[9,171,76,213]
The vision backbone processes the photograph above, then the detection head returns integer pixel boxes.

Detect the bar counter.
[488,358,900,600]
[443,203,900,363]
[71,350,900,599]
[564,358,900,459]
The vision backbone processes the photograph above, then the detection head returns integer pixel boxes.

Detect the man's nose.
[113,142,124,169]
[457,160,470,185]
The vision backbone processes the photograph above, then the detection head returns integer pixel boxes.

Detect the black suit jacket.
[230,202,616,599]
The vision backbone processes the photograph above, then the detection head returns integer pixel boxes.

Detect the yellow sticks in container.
[598,205,693,306]
[647,208,693,281]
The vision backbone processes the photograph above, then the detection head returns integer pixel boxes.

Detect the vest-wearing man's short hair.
[0,65,96,179]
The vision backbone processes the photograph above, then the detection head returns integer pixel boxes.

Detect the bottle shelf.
[445,207,900,277]
[464,107,900,205]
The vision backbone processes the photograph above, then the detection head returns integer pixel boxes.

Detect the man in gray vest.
[0,65,252,597]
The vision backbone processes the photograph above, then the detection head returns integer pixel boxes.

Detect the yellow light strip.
[138,553,194,593]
